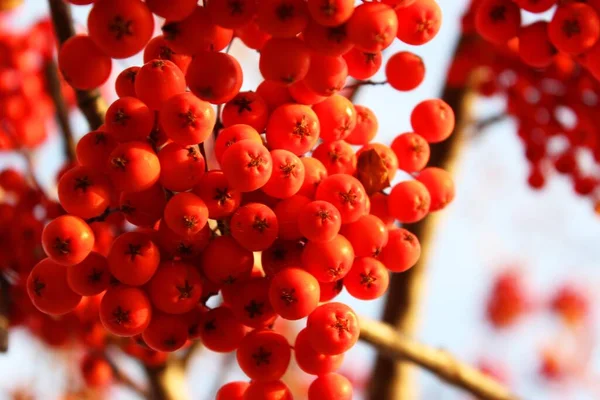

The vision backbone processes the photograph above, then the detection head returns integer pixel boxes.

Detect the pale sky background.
[1,1,600,399]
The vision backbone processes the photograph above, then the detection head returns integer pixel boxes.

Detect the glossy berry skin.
[256,0,309,38]
[42,215,94,266]
[518,21,555,69]
[115,66,139,98]
[379,228,421,272]
[266,104,321,155]
[99,286,152,337]
[228,278,277,329]
[214,125,263,164]
[142,312,188,352]
[302,234,355,282]
[119,184,166,227]
[270,195,307,241]
[186,51,243,105]
[303,20,353,57]
[143,36,192,74]
[395,0,442,45]
[289,79,327,105]
[306,302,359,355]
[298,200,342,243]
[105,97,154,142]
[193,171,242,219]
[222,92,269,133]
[207,0,256,28]
[411,99,455,143]
[294,328,344,375]
[87,0,155,59]
[391,132,430,172]
[57,166,112,219]
[347,2,398,52]
[107,231,160,286]
[312,95,357,142]
[549,3,600,55]
[201,235,254,286]
[344,48,383,80]
[221,140,273,192]
[262,149,306,198]
[259,37,311,85]
[308,373,353,400]
[230,203,278,251]
[81,354,113,388]
[236,329,291,381]
[340,214,388,257]
[145,0,197,21]
[268,268,320,320]
[76,131,119,172]
[243,380,292,400]
[261,239,304,277]
[345,105,378,145]
[147,261,203,314]
[163,192,209,237]
[307,0,353,26]
[27,258,82,315]
[386,51,425,91]
[417,167,455,212]
[304,54,348,96]
[475,0,521,44]
[216,381,250,400]
[58,35,111,90]
[134,59,186,110]
[298,157,328,198]
[344,257,389,300]
[108,141,161,193]
[315,174,368,224]
[388,180,431,223]
[67,252,110,296]
[159,92,216,146]
[198,307,248,352]
[158,143,205,192]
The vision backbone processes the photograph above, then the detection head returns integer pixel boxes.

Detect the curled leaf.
[356,149,390,195]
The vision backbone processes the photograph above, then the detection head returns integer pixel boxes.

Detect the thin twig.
[85,208,119,224]
[345,79,388,90]
[105,353,149,398]
[473,113,509,133]
[44,60,76,163]
[0,273,10,352]
[47,0,107,130]
[359,316,520,400]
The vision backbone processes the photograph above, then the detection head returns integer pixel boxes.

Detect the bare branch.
[47,0,107,131]
[0,274,10,352]
[473,113,509,133]
[105,353,149,398]
[44,60,76,162]
[359,316,520,400]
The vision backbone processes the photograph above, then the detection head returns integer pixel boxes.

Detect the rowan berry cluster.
[0,19,73,150]
[9,0,458,397]
[453,0,600,210]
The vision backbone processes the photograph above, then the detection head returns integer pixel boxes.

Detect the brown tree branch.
[47,0,107,131]
[359,316,519,400]
[0,274,10,352]
[104,352,149,398]
[44,60,76,162]
[368,35,476,400]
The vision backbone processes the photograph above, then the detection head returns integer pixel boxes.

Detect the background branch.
[359,316,519,400]
[47,0,107,131]
[368,35,475,400]
[0,274,10,352]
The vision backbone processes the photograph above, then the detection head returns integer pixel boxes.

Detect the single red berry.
[298,200,342,243]
[119,184,166,227]
[76,131,119,172]
[410,99,455,143]
[42,215,94,266]
[115,66,140,98]
[396,0,442,45]
[186,51,243,104]
[228,278,277,329]
[158,143,206,192]
[308,373,353,400]
[294,328,344,375]
[81,354,113,388]
[134,59,186,111]
[143,35,192,74]
[388,180,431,223]
[142,312,189,352]
[148,261,203,314]
[164,192,209,237]
[58,35,112,90]
[391,132,430,172]
[259,37,311,85]
[231,203,279,251]
[379,228,421,273]
[201,235,254,286]
[67,252,110,296]
[312,95,357,142]
[417,167,455,212]
[302,234,355,282]
[347,2,398,52]
[217,381,250,400]
[549,3,600,55]
[269,268,320,320]
[386,51,425,91]
[344,257,389,300]
[236,329,291,381]
[105,97,154,142]
[27,258,82,315]
[262,149,306,198]
[159,92,216,146]
[221,140,273,192]
[475,0,521,44]
[198,306,249,352]
[57,166,113,220]
[107,141,161,193]
[99,286,152,337]
[344,48,383,80]
[222,92,269,133]
[298,157,328,198]
[107,231,160,286]
[315,174,368,224]
[306,302,359,355]
[273,195,311,240]
[340,214,388,257]
[243,380,292,400]
[193,170,242,219]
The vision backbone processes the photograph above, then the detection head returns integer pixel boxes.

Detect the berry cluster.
[453,0,600,210]
[16,0,457,397]
[0,19,73,150]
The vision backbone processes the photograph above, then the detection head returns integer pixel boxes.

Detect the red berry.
[308,373,353,400]
[99,286,152,337]
[262,149,306,198]
[222,92,269,133]
[135,59,186,111]
[217,381,250,400]
[475,0,521,44]
[199,307,248,352]
[379,228,421,273]
[107,231,160,286]
[306,302,359,355]
[417,167,455,212]
[81,354,113,388]
[388,180,431,223]
[201,235,254,286]
[160,92,216,146]
[395,0,442,45]
[344,257,389,300]
[142,312,188,352]
[347,2,398,52]
[58,35,112,90]
[27,258,82,315]
[269,268,320,320]
[186,51,243,104]
[42,215,94,266]
[236,329,291,381]
[259,37,311,85]
[243,380,292,400]
[67,252,110,296]
[410,99,455,143]
[163,192,209,237]
[391,132,430,172]
[312,95,357,142]
[231,203,279,251]
[158,143,206,192]
[193,170,242,219]
[148,261,203,314]
[548,3,600,55]
[256,0,309,38]
[294,328,344,375]
[340,214,388,257]
[298,200,342,243]
[105,97,154,142]
[386,51,425,91]
[57,166,113,220]
[302,234,355,282]
[221,140,273,192]
[107,141,161,193]
[315,174,368,223]
[266,104,321,155]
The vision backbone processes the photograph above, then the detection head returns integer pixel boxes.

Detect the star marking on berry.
[204,319,217,332]
[332,317,350,335]
[563,20,581,38]
[247,154,266,168]
[32,277,45,297]
[339,190,358,204]
[252,346,272,365]
[94,132,107,145]
[179,110,198,128]
[229,0,244,15]
[177,280,194,300]
[187,146,200,161]
[244,300,264,319]
[124,243,142,261]
[253,217,269,233]
[280,289,297,305]
[183,215,199,229]
[489,6,506,22]
[360,272,377,288]
[327,25,347,44]
[158,46,174,60]
[275,4,295,20]
[53,238,71,254]
[88,268,104,283]
[113,306,130,325]
[280,162,296,177]
[214,188,232,205]
[109,16,133,40]
[74,176,91,192]
[233,96,253,114]
[162,23,180,40]
[320,0,337,16]
[292,116,310,138]
[113,108,130,125]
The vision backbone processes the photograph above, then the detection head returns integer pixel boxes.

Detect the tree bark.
[368,36,474,400]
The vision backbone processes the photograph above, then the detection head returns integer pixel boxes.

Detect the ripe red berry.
[294,328,344,375]
[99,286,152,337]
[57,166,113,219]
[391,132,430,172]
[88,0,154,59]
[222,92,269,133]
[298,157,328,198]
[417,167,455,212]
[411,99,455,143]
[164,192,209,237]
[231,203,279,251]
[193,170,242,219]
[142,312,189,352]
[58,35,112,90]
[207,0,257,29]
[229,278,277,328]
[107,231,160,286]
[145,0,197,21]
[302,234,355,282]
[214,125,262,164]
[67,252,110,296]
[105,97,154,142]
[243,380,292,400]
[347,2,398,52]
[201,235,254,286]
[549,3,600,55]
[306,302,359,355]
[386,51,425,91]
[315,174,368,223]
[27,258,82,315]
[221,140,273,192]
[76,131,119,172]
[344,48,383,80]
[217,381,250,400]
[475,0,521,44]
[148,261,203,314]
[134,59,186,110]
[143,36,192,74]
[304,54,348,96]
[303,20,353,57]
[298,200,342,243]
[107,141,161,193]
[379,228,421,272]
[308,373,353,400]
[518,21,556,68]
[256,0,309,38]
[115,66,139,98]
[119,184,166,227]
[81,354,113,388]
[261,239,304,277]
[236,329,291,381]
[340,214,388,257]
[158,143,205,192]
[256,80,294,111]
[388,180,431,223]
[344,257,389,300]
[186,51,243,104]
[312,95,357,142]
[262,149,306,198]
[269,268,320,320]
[42,215,94,266]
[259,37,311,85]
[198,307,248,352]
[159,92,216,146]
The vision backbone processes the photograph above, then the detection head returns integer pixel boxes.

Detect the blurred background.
[1,0,599,399]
